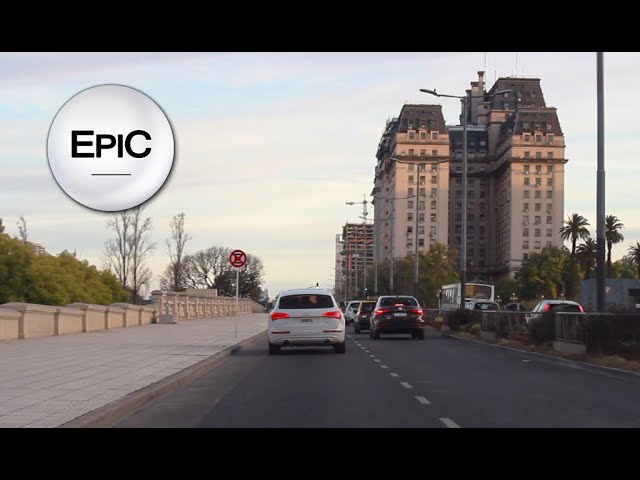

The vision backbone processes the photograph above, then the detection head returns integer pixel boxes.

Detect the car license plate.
[394,313,407,317]
[301,318,313,322]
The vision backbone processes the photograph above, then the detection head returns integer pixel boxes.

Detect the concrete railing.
[0,289,264,341]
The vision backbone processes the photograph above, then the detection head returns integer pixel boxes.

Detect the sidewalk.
[0,313,268,428]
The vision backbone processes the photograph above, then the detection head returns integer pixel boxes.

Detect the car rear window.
[380,297,418,307]
[550,303,582,312]
[279,294,334,309]
[473,302,498,310]
[361,302,375,312]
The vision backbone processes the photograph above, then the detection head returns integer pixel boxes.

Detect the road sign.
[229,249,247,268]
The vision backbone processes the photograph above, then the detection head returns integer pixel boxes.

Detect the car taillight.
[322,310,343,319]
[271,312,290,320]
[543,304,551,312]
[376,308,390,315]
[579,305,585,312]
[360,313,368,317]
[411,308,424,315]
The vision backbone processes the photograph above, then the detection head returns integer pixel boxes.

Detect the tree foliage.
[515,246,570,301]
[627,241,640,278]
[0,234,129,305]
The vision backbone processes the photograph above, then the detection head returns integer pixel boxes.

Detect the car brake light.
[271,311,290,320]
[579,305,584,312]
[322,310,343,319]
[376,308,390,315]
[411,308,424,315]
[543,304,551,312]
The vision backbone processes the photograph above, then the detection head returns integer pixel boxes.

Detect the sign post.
[229,249,248,338]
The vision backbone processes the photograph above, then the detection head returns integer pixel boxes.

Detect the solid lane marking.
[415,396,431,405]
[440,418,461,428]
[390,373,399,377]
[400,382,412,389]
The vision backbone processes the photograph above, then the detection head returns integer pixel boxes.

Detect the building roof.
[501,107,563,137]
[396,104,447,134]
[487,77,546,110]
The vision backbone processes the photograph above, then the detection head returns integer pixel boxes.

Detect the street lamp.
[420,87,510,311]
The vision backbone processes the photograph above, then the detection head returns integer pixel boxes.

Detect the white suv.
[267,288,346,355]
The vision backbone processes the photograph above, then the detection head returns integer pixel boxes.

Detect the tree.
[560,213,590,258]
[609,256,636,279]
[0,233,33,303]
[605,214,624,274]
[16,215,28,243]
[495,277,518,306]
[515,246,569,301]
[576,236,597,279]
[104,206,156,303]
[628,241,640,278]
[163,213,191,291]
[0,218,5,234]
[417,243,459,308]
[128,207,156,304]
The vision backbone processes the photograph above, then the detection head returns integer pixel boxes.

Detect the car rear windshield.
[474,302,498,310]
[361,302,376,312]
[380,297,418,307]
[279,294,334,309]
[550,303,582,312]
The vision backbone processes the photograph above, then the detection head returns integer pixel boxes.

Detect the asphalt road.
[115,328,640,428]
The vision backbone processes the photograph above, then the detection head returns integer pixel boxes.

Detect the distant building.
[337,222,374,300]
[373,71,567,283]
[580,278,640,312]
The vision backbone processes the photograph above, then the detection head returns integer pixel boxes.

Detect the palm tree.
[605,214,624,273]
[560,213,591,258]
[576,236,597,279]
[627,241,640,278]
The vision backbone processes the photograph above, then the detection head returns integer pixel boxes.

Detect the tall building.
[337,222,374,300]
[373,72,566,283]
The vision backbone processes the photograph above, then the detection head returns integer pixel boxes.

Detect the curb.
[59,330,267,428]
[430,328,640,378]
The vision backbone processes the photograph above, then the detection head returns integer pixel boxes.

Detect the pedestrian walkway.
[0,313,268,428]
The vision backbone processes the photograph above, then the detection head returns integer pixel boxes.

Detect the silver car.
[267,288,346,354]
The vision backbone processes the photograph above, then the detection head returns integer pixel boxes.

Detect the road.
[115,328,640,428]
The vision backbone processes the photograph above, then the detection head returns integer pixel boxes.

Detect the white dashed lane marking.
[440,418,461,428]
[374,359,381,363]
[415,396,431,405]
[380,365,389,369]
[390,373,399,377]
[369,354,375,357]
[400,382,413,389]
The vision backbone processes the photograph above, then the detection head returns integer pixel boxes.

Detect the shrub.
[528,311,555,344]
[432,318,443,330]
[470,323,481,336]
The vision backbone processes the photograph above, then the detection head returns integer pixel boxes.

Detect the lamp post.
[420,87,510,311]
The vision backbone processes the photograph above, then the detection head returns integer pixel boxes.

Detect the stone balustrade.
[0,289,265,341]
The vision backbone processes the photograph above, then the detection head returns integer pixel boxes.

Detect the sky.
[0,52,638,298]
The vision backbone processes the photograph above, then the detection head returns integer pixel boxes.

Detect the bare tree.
[182,246,232,290]
[165,213,191,291]
[16,216,28,243]
[0,218,5,234]
[104,211,133,290]
[128,206,156,304]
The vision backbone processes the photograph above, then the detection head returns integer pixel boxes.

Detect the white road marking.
[380,365,389,369]
[415,396,431,405]
[369,354,375,357]
[400,382,413,389]
[364,350,370,353]
[390,373,399,377]
[440,418,461,428]
[374,359,381,363]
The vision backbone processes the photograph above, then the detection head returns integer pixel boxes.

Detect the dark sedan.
[370,295,425,340]
[354,300,376,333]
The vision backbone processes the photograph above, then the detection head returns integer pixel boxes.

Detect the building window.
[524,190,530,199]
[546,241,552,248]
[431,213,437,222]
[431,131,439,140]
[480,190,486,199]
[546,229,552,237]
[418,226,424,234]
[535,229,541,237]
[408,187,414,196]
[547,178,553,186]
[547,151,554,159]
[419,200,425,210]
[408,200,414,209]
[534,241,541,249]
[536,151,542,159]
[536,178,542,187]
[419,187,426,197]
[431,201,437,209]
[535,216,541,225]
[547,165,554,174]
[407,226,413,233]
[547,133,555,143]
[455,178,462,185]
[408,132,415,140]
[419,163,426,172]
[408,149,415,156]
[468,190,475,198]
[431,164,437,173]
[408,213,413,222]
[523,228,529,237]
[546,191,552,200]
[479,226,485,235]
[523,203,529,212]
[455,225,461,233]
[419,213,425,222]
[524,151,531,159]
[523,216,529,225]
[524,177,530,186]
[408,163,415,171]
[547,215,553,224]
[524,165,530,173]
[535,165,542,174]
[468,247,474,257]
[431,188,437,196]
[432,149,438,156]
[535,190,541,199]
[418,239,424,247]
[535,203,541,212]
[455,213,462,221]
[503,103,509,110]
[419,175,426,184]
[523,241,529,249]
[523,133,531,142]
[431,176,437,184]
[420,131,427,140]
[467,213,475,221]
[420,149,426,156]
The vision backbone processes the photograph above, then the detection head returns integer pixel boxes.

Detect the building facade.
[337,222,374,300]
[373,72,567,283]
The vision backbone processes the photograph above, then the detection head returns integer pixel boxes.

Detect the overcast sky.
[0,52,637,297]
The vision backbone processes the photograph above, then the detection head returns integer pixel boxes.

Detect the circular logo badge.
[47,84,175,212]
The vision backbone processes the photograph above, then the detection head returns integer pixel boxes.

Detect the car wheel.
[417,330,425,340]
[268,343,281,355]
[334,342,346,354]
